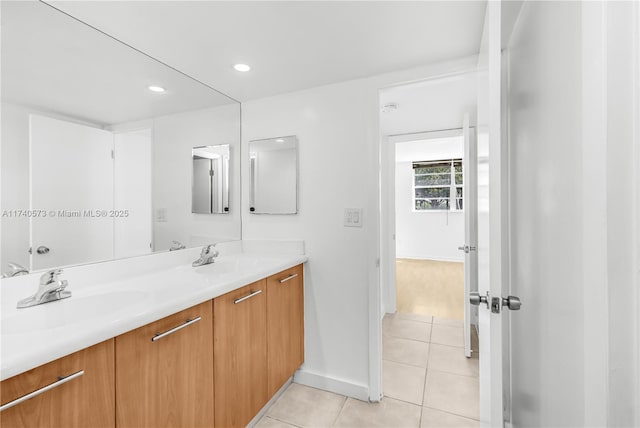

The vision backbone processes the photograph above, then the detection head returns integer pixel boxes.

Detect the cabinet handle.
[151,317,202,342]
[0,370,84,412]
[234,289,263,304]
[279,273,298,284]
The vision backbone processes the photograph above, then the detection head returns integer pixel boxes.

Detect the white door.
[30,114,114,270]
[461,113,478,359]
[114,129,152,258]
[476,1,516,426]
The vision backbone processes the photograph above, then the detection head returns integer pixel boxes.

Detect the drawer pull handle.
[152,317,202,342]
[234,289,263,304]
[0,370,84,412]
[279,273,298,284]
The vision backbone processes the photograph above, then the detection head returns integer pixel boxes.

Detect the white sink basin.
[1,290,149,335]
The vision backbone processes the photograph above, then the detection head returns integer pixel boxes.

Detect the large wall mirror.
[1,1,241,273]
[249,136,298,214]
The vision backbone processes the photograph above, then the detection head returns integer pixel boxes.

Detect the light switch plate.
[344,208,363,227]
[155,208,167,222]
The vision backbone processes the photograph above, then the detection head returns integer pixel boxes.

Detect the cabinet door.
[0,340,115,428]
[214,280,268,428]
[266,264,304,396]
[116,301,214,428]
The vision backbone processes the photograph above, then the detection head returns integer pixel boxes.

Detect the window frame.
[412,158,463,212]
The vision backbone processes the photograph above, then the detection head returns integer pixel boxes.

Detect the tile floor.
[255,312,479,428]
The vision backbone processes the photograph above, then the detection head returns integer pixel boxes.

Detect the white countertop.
[0,243,306,381]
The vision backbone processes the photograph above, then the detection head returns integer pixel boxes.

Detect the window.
[413,159,463,211]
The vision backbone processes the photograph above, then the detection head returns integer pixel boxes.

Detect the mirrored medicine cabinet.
[1,1,241,273]
[249,136,299,215]
[192,145,231,214]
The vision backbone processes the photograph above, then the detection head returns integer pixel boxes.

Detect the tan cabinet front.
[266,264,304,396]
[115,301,214,428]
[0,340,115,428]
[214,280,268,428]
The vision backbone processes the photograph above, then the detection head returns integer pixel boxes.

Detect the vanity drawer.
[0,339,115,428]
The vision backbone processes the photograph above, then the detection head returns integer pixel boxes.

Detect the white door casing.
[462,113,478,359]
[477,1,509,426]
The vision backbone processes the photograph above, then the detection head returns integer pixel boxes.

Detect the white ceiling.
[379,72,477,137]
[1,1,237,126]
[48,1,487,102]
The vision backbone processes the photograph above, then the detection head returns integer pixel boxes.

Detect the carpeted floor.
[396,258,464,320]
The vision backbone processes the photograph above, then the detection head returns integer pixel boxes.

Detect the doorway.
[378,74,480,423]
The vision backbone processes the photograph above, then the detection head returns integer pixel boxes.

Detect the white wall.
[151,104,241,250]
[241,56,479,400]
[395,162,464,261]
[507,1,639,426]
[241,80,374,398]
[1,104,32,269]
[114,129,152,258]
[394,137,465,262]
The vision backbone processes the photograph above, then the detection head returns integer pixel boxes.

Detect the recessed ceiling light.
[234,63,251,72]
[148,85,166,93]
[275,138,285,143]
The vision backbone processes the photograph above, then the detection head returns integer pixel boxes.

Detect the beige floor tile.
[383,336,430,368]
[432,317,464,327]
[430,324,464,348]
[255,416,300,428]
[420,407,479,428]
[267,383,346,427]
[428,344,478,377]
[383,360,426,405]
[334,397,421,427]
[396,312,433,324]
[423,370,479,420]
[383,316,432,342]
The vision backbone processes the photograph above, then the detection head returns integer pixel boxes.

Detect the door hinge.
[111,150,115,159]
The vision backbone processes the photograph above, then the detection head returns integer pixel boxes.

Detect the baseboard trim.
[293,369,369,402]
[396,256,464,263]
[246,377,293,427]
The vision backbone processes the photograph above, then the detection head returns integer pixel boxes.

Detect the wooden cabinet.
[0,340,115,428]
[214,280,268,428]
[266,264,304,396]
[1,263,304,428]
[115,301,214,428]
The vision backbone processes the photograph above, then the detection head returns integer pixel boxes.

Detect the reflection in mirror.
[249,136,298,214]
[192,145,230,214]
[0,1,241,272]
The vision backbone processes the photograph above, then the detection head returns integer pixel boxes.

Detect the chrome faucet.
[170,240,186,251]
[17,269,71,309]
[192,244,219,267]
[1,262,29,278]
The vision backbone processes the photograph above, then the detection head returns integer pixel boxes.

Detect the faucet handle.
[40,269,63,285]
[201,244,216,256]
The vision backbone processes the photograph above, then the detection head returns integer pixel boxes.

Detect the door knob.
[469,291,489,309]
[502,296,522,310]
[458,245,477,254]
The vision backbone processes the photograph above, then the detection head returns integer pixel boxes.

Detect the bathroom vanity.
[0,247,306,428]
